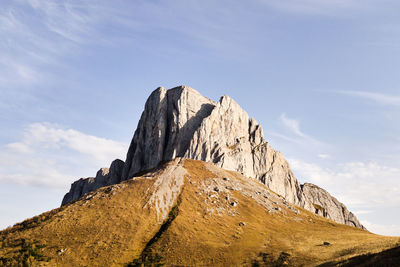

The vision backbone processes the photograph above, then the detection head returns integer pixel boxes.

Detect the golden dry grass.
[0,159,399,266]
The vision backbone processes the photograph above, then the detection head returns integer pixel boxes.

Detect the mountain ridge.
[62,85,363,229]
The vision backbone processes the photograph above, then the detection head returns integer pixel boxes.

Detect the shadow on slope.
[318,245,400,267]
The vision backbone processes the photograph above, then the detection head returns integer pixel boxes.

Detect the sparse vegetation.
[0,238,47,267]
[128,202,180,266]
[0,159,398,266]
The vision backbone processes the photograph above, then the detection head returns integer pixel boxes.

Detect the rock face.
[121,86,215,179]
[61,85,364,229]
[302,183,364,229]
[61,159,124,205]
[184,95,306,207]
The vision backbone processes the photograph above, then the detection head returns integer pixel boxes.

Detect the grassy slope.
[146,160,399,266]
[0,159,399,266]
[0,175,164,266]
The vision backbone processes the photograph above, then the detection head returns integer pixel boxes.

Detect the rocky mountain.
[1,159,398,266]
[62,86,363,229]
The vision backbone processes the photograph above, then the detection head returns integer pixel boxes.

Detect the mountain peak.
[62,86,363,229]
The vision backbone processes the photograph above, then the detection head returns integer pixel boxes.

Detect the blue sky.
[1,0,400,235]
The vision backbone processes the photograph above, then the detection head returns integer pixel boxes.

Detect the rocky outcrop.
[121,86,215,180]
[184,95,307,207]
[120,87,306,207]
[61,159,124,205]
[61,85,363,229]
[144,158,187,221]
[302,183,365,229]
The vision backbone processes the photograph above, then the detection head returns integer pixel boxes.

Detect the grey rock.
[60,85,364,229]
[184,94,306,208]
[122,86,306,208]
[61,159,124,205]
[121,86,215,180]
[301,183,365,229]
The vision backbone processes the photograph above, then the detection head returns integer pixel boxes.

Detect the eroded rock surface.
[61,159,124,205]
[184,94,307,208]
[144,158,187,221]
[302,183,365,229]
[61,85,363,229]
[121,86,215,179]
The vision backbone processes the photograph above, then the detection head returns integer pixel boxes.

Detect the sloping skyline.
[1,0,400,235]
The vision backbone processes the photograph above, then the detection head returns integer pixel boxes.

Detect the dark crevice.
[163,91,172,162]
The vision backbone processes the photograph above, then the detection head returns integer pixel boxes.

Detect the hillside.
[1,159,398,266]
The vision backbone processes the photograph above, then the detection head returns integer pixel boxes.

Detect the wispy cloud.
[0,123,127,188]
[273,113,324,148]
[0,0,251,90]
[280,113,306,138]
[337,90,400,106]
[257,0,365,15]
[0,1,128,88]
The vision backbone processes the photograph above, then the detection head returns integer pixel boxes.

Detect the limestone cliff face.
[184,95,306,207]
[302,183,364,229]
[121,86,215,180]
[61,159,124,205]
[62,85,363,229]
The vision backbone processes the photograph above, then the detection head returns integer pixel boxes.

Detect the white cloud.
[289,158,400,205]
[288,157,400,235]
[276,113,324,149]
[5,142,33,154]
[337,90,400,106]
[361,220,400,236]
[280,113,305,137]
[318,154,331,159]
[0,122,127,188]
[289,158,334,184]
[22,123,126,163]
[266,132,304,145]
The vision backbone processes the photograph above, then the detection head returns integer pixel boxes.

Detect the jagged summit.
[122,85,216,180]
[62,85,363,229]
